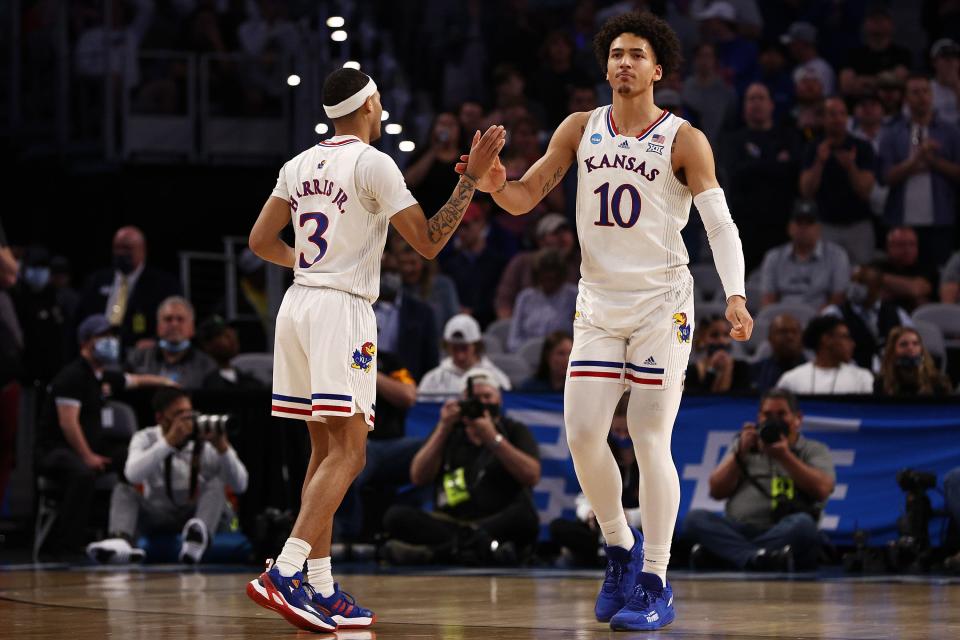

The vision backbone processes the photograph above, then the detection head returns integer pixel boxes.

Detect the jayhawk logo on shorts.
[672,313,691,343]
[351,342,376,371]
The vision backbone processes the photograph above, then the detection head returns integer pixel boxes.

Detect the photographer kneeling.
[86,388,248,564]
[383,369,541,565]
[684,388,835,571]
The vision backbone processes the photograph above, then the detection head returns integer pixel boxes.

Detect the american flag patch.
[651,133,665,144]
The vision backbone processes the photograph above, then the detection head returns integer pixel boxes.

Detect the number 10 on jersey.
[593,183,641,228]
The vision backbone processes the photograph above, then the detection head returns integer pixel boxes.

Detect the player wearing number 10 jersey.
[245,67,504,634]
[457,11,754,632]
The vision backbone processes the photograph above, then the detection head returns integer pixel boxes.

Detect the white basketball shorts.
[567,285,694,390]
[271,284,377,428]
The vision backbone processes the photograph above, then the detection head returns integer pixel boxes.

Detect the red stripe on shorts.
[272,405,312,415]
[312,404,353,413]
[570,371,622,379]
[625,374,663,386]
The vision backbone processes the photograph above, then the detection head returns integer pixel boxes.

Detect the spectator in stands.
[485,63,547,130]
[567,82,599,114]
[799,96,876,265]
[519,331,572,393]
[237,0,299,57]
[782,21,835,96]
[457,101,485,153]
[0,219,16,289]
[756,39,794,118]
[50,255,80,321]
[655,88,684,118]
[375,250,439,383]
[822,264,912,371]
[839,7,912,98]
[850,93,885,154]
[11,246,71,387]
[875,227,938,312]
[440,204,508,328]
[507,249,577,353]
[418,314,512,399]
[759,199,850,309]
[86,388,248,564]
[791,74,826,144]
[879,74,960,268]
[403,112,463,218]
[684,388,834,571]
[681,43,737,147]
[383,369,540,565]
[874,327,952,396]
[534,30,590,128]
[196,316,263,390]
[941,250,960,303]
[876,71,906,127]
[390,234,459,333]
[126,296,217,389]
[0,221,20,507]
[931,39,960,126]
[77,226,181,353]
[695,2,757,95]
[35,315,174,556]
[495,213,578,320]
[750,314,807,394]
[945,467,960,572]
[337,349,420,544]
[550,392,638,566]
[776,316,874,394]
[685,315,752,394]
[718,82,801,270]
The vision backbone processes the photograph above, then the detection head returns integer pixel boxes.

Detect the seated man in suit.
[77,226,181,353]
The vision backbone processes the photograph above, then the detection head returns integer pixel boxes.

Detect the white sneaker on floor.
[178,518,208,564]
[86,538,146,564]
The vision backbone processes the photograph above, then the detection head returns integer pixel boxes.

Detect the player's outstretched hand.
[726,296,753,341]
[455,127,507,192]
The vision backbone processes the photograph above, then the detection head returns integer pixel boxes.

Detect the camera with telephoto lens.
[192,412,231,437]
[759,418,790,445]
[889,468,939,572]
[896,469,937,493]
[457,377,486,421]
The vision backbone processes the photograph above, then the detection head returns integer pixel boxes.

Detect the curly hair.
[877,327,951,396]
[593,10,683,78]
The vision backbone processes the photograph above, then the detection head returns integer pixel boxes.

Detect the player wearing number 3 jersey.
[457,11,753,632]
[245,67,505,633]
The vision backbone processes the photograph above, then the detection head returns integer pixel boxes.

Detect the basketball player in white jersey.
[457,12,753,631]
[244,67,505,633]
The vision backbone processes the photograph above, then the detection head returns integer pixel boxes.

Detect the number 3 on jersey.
[593,182,641,228]
[298,212,329,268]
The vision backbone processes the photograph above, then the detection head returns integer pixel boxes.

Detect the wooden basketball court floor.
[2,566,959,639]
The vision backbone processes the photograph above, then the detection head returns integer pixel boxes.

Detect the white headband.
[323,77,377,118]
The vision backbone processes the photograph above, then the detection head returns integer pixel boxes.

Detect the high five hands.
[456,130,507,192]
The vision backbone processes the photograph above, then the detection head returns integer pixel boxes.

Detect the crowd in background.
[2,0,960,567]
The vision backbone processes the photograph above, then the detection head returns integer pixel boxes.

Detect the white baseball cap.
[444,313,482,344]
[696,1,736,22]
[461,367,502,393]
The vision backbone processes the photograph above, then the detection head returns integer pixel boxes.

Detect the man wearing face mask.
[126,296,217,390]
[11,246,72,387]
[684,388,835,572]
[373,249,439,382]
[822,263,912,372]
[77,226,181,353]
[35,314,176,557]
[684,315,752,394]
[383,369,541,565]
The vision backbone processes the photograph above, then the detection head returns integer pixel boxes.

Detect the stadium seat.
[517,336,545,364]
[913,319,948,373]
[483,319,512,354]
[488,353,532,388]
[912,303,960,349]
[231,352,273,386]
[33,400,138,562]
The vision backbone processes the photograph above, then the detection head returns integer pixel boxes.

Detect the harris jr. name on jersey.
[287,175,349,214]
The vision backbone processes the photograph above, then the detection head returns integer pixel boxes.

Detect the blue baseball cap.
[77,314,114,343]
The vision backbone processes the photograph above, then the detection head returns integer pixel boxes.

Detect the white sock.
[598,514,634,551]
[306,557,335,597]
[642,542,670,584]
[275,537,311,577]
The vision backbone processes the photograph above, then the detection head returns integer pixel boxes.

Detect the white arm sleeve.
[355,149,418,217]
[694,187,746,301]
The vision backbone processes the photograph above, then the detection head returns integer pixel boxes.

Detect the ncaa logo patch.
[672,313,691,343]
[351,341,376,371]
[590,133,602,145]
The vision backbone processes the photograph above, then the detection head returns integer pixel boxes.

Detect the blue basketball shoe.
[594,526,644,622]
[246,560,337,633]
[609,571,675,631]
[308,582,375,628]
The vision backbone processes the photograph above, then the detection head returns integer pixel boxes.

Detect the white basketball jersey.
[575,106,693,310]
[271,135,416,303]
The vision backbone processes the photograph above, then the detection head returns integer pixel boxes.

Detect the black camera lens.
[457,399,486,420]
[759,419,789,445]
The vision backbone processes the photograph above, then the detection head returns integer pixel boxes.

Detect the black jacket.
[396,295,439,383]
[77,266,181,351]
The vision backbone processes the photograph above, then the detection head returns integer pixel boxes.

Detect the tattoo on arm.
[427,175,478,244]
[540,166,567,196]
